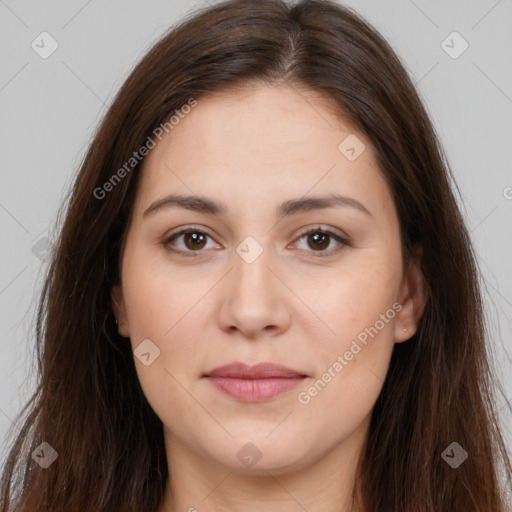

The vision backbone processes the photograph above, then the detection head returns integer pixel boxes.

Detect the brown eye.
[164,228,218,256]
[163,226,348,259]
[293,228,349,258]
[306,232,330,251]
[182,231,207,250]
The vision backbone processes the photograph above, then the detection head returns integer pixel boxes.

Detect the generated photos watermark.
[298,302,403,405]
[93,97,198,200]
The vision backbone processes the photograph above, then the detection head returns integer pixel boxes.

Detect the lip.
[204,362,307,402]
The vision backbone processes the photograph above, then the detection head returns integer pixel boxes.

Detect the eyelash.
[162,225,350,259]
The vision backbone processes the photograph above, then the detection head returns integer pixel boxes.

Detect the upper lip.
[204,362,306,379]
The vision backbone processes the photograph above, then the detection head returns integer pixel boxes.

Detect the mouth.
[203,362,308,402]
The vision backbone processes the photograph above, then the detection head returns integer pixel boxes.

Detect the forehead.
[157,84,356,166]
[134,83,393,217]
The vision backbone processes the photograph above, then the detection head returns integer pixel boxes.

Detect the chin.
[203,434,314,475]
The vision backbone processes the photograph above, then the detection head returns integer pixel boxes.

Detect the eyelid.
[162,225,221,257]
[288,225,350,258]
[162,224,350,258]
[293,225,349,243]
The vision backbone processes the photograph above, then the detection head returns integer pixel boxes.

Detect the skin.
[112,82,426,512]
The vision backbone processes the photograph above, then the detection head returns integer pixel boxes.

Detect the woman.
[1,0,510,510]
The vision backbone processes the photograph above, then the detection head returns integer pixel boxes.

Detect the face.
[112,82,425,475]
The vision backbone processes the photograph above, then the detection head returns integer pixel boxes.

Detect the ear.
[394,245,427,343]
[111,285,130,338]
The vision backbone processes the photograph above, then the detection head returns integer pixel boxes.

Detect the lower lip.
[206,376,305,402]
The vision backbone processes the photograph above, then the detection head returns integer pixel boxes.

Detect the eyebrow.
[142,193,373,219]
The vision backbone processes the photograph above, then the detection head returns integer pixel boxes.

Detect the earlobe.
[111,285,130,338]
[394,245,427,343]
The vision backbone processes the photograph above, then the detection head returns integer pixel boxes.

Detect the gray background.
[1,0,511,468]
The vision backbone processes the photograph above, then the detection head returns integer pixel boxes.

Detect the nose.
[217,244,292,340]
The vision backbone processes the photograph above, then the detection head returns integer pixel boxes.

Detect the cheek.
[120,247,206,380]
[122,244,197,337]
[121,260,209,430]
[309,259,400,341]
[296,278,398,439]
[299,260,400,405]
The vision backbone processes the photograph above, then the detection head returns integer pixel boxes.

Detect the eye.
[290,227,349,258]
[162,225,350,258]
[163,227,220,257]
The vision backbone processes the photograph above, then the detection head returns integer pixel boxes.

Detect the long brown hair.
[1,0,510,510]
